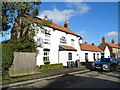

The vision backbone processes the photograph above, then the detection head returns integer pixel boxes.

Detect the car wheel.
[107,66,111,72]
[90,67,94,71]
[115,65,119,71]
[102,66,107,71]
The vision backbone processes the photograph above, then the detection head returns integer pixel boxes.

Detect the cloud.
[80,30,86,34]
[65,0,84,2]
[38,2,90,24]
[104,32,119,38]
[66,2,90,15]
[38,8,74,24]
[87,40,95,43]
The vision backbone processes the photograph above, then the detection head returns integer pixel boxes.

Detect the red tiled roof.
[81,44,103,52]
[50,23,80,37]
[23,14,81,37]
[105,42,120,49]
[59,45,77,51]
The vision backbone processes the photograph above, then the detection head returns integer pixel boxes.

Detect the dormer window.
[71,39,74,45]
[60,36,67,44]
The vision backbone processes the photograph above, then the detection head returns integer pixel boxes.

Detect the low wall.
[9,52,37,77]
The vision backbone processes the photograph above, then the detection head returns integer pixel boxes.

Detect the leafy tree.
[2,2,52,51]
[2,2,41,31]
[2,2,52,39]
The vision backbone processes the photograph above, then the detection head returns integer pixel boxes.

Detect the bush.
[39,63,63,72]
[44,60,50,64]
[2,43,14,76]
[9,37,37,52]
[80,62,86,65]
[2,37,38,77]
[85,58,89,62]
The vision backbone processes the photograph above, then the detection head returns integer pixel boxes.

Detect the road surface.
[6,70,120,89]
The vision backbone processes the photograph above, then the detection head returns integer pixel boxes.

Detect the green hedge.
[8,37,37,52]
[2,37,37,77]
[38,63,63,73]
[80,62,95,65]
[80,62,86,65]
[2,43,14,77]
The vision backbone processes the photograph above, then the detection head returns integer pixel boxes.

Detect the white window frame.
[71,39,74,46]
[43,51,49,61]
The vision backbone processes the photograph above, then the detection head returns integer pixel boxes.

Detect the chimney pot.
[111,39,115,44]
[64,21,70,29]
[102,37,105,43]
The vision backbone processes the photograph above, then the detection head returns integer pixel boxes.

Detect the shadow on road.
[3,73,120,90]
[85,62,120,78]
[40,73,119,88]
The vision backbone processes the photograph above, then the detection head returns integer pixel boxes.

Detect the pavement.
[1,65,90,89]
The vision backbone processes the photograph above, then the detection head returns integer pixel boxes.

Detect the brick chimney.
[111,39,115,44]
[64,21,70,29]
[102,37,105,43]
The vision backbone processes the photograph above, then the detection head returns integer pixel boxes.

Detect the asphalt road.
[6,70,120,89]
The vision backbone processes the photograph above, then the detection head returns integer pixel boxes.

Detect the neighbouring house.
[80,43,103,62]
[99,37,120,58]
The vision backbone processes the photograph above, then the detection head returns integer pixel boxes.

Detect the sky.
[37,2,118,46]
[1,1,119,46]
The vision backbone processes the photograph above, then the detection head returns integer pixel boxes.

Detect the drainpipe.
[58,49,59,63]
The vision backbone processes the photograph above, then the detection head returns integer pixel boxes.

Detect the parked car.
[113,58,120,65]
[91,58,119,72]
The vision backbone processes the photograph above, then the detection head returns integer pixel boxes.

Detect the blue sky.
[37,2,118,46]
[1,2,118,46]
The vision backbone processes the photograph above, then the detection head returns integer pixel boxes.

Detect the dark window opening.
[97,53,99,59]
[93,53,95,60]
[85,53,88,59]
[101,53,104,58]
[69,53,72,60]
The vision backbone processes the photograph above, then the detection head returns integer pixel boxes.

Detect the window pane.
[93,53,95,59]
[69,53,72,60]
[85,53,88,59]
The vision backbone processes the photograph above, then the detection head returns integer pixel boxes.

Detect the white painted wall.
[34,26,81,66]
[112,47,120,58]
[34,25,111,66]
[80,50,102,62]
[59,51,77,66]
[104,46,110,58]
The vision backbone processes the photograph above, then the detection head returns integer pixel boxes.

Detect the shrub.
[85,58,89,62]
[80,62,86,65]
[112,53,116,58]
[9,37,37,52]
[39,63,63,72]
[43,60,50,64]
[2,43,14,76]
[2,37,37,77]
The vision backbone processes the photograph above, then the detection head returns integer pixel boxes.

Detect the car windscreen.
[100,58,110,62]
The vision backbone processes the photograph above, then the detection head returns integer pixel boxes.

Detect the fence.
[9,52,37,77]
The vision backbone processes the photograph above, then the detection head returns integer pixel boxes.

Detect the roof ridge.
[81,44,103,52]
[23,14,81,37]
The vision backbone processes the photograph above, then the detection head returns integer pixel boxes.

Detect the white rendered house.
[32,18,83,66]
